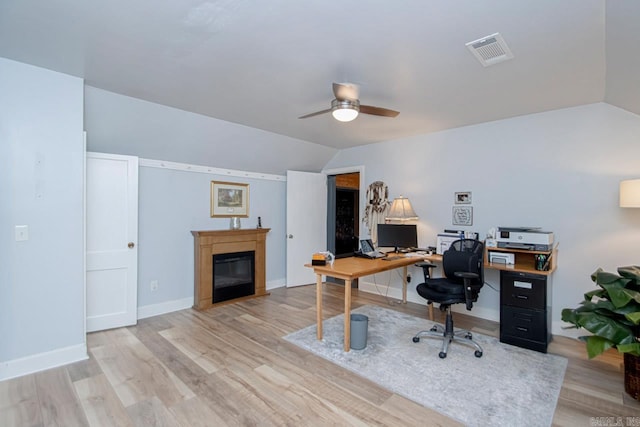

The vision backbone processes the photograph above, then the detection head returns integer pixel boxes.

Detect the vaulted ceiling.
[1,0,638,150]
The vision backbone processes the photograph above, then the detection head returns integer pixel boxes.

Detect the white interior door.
[86,152,138,332]
[286,170,327,287]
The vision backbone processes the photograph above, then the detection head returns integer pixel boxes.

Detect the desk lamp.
[386,196,418,222]
[620,179,640,208]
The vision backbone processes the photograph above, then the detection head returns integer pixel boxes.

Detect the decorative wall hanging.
[452,206,473,226]
[363,181,391,245]
[455,191,472,204]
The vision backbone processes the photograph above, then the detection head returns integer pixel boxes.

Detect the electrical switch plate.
[15,225,28,241]
[150,280,158,291]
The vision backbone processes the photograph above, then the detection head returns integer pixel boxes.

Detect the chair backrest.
[442,239,484,285]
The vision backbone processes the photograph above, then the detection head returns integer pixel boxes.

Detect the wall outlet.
[15,225,29,241]
[150,280,158,291]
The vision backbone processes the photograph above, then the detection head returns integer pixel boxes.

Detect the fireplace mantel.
[191,228,270,310]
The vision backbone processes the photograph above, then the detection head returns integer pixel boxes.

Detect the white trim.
[267,278,286,290]
[552,320,585,339]
[139,158,286,182]
[137,297,193,320]
[322,165,365,177]
[82,132,87,346]
[0,344,88,382]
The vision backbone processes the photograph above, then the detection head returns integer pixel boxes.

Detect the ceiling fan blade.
[298,108,332,119]
[333,83,359,101]
[359,105,400,118]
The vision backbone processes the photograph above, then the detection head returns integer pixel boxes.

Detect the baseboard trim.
[552,320,584,339]
[267,278,286,290]
[137,297,193,320]
[0,343,88,382]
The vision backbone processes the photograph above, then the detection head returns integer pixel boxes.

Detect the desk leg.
[316,273,323,340]
[344,279,352,352]
[402,266,408,304]
[428,303,434,321]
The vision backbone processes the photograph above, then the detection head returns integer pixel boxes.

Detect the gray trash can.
[350,314,368,350]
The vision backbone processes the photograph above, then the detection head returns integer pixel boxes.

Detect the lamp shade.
[620,179,640,208]
[386,196,418,221]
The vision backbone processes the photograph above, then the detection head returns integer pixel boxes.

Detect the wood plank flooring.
[2,283,640,426]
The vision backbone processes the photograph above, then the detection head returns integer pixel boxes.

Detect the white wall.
[136,163,286,317]
[84,86,338,176]
[0,58,86,379]
[605,0,640,118]
[326,103,640,335]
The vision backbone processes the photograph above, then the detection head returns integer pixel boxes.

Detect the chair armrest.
[415,262,437,281]
[415,262,437,269]
[454,272,479,310]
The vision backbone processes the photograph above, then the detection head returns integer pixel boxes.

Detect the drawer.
[500,306,547,342]
[500,271,546,309]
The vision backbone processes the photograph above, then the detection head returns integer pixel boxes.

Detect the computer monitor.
[376,224,418,253]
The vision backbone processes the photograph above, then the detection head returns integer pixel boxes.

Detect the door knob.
[288,234,293,239]
[128,242,135,248]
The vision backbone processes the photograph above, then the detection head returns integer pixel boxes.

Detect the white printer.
[496,227,554,251]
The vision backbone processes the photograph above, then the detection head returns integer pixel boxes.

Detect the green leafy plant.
[561,266,640,358]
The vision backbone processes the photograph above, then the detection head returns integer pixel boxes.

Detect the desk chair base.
[412,307,483,359]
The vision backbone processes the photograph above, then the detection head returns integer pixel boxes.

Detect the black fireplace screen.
[212,251,255,303]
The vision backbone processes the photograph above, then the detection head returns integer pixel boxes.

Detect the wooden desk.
[306,255,438,352]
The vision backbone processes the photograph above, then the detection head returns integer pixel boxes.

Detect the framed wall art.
[455,191,472,204]
[452,206,473,226]
[210,181,249,217]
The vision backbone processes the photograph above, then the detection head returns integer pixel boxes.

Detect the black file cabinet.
[499,270,552,353]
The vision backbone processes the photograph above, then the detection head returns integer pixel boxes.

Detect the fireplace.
[212,251,255,303]
[192,228,269,310]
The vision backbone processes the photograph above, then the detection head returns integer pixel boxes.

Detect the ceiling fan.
[299,83,399,122]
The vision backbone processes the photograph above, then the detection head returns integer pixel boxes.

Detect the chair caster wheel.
[412,337,420,343]
[465,333,472,339]
[430,326,438,332]
[439,352,447,359]
[475,350,483,358]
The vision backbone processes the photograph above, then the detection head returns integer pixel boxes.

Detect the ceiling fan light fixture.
[331,99,360,122]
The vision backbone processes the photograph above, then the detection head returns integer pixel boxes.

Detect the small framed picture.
[210,181,249,217]
[452,206,473,226]
[455,191,472,204]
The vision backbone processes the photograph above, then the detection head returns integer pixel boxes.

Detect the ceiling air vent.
[466,33,514,67]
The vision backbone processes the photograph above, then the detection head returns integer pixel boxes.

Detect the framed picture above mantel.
[210,181,249,218]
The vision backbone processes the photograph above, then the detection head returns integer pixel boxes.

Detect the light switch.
[15,225,28,241]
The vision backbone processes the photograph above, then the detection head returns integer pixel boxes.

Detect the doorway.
[327,171,360,257]
[326,171,360,285]
[86,152,138,332]
[285,167,363,287]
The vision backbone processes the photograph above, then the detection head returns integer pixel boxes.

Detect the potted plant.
[561,265,640,399]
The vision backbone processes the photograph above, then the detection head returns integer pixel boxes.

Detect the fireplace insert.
[212,251,255,303]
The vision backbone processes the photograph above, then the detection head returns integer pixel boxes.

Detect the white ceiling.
[0,0,638,150]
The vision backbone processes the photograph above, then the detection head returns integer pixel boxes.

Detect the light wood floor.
[2,284,640,426]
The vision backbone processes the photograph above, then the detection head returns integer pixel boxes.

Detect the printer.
[496,227,554,251]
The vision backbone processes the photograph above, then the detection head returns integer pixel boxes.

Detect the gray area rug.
[284,305,567,427]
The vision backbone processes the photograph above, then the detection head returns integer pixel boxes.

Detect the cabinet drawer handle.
[516,295,528,299]
[516,327,529,332]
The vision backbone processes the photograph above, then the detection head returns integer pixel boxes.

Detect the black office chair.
[412,239,485,358]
